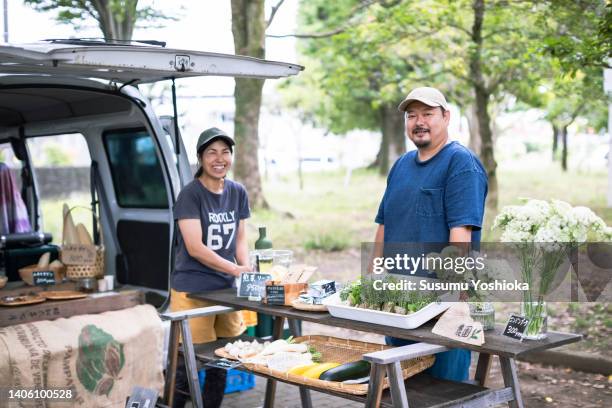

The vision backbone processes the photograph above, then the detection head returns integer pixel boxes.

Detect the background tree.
[230,0,284,209]
[542,70,607,171]
[231,0,267,208]
[285,0,450,175]
[23,0,170,40]
[540,0,611,74]
[291,0,547,210]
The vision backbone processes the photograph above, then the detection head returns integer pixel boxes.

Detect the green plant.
[303,232,350,252]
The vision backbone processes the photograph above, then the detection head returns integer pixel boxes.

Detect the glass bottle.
[254,227,273,250]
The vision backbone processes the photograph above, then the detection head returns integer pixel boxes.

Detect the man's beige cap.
[397,87,450,112]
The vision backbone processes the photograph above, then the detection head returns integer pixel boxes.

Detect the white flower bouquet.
[493,199,611,339]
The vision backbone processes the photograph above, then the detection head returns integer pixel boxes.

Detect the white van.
[0,40,303,305]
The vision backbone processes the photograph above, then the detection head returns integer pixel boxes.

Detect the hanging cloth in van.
[0,162,31,234]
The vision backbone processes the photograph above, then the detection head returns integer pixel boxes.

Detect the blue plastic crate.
[198,368,256,394]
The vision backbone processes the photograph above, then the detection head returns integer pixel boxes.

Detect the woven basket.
[61,206,105,280]
[216,335,434,395]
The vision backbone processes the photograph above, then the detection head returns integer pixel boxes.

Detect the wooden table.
[0,286,144,327]
[166,289,581,408]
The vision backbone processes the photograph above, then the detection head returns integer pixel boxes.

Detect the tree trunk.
[560,125,568,171]
[231,0,268,208]
[377,104,406,175]
[466,104,481,156]
[92,0,137,40]
[552,124,559,161]
[470,0,498,211]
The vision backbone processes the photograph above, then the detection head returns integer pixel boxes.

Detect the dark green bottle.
[254,227,273,250]
[254,226,274,338]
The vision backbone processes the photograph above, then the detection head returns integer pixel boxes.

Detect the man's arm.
[449,226,472,300]
[367,224,385,274]
[178,219,251,277]
[374,224,384,255]
[449,226,471,243]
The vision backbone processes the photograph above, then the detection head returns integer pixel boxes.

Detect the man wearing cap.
[374,87,488,381]
[170,127,251,407]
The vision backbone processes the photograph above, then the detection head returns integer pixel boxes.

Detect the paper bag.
[432,303,485,346]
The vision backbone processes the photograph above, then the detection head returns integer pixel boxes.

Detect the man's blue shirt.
[376,141,488,382]
[376,141,487,243]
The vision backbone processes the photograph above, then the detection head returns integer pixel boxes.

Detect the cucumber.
[318,360,371,382]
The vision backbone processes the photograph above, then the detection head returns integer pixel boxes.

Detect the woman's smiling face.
[199,139,233,180]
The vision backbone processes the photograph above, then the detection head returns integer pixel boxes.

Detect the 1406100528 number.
[207,222,236,250]
[3,388,74,401]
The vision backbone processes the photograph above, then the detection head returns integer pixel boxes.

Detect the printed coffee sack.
[0,304,164,407]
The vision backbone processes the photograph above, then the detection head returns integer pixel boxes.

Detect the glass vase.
[521,300,548,340]
[469,302,496,331]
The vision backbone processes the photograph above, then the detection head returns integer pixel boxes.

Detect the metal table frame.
[159,292,581,408]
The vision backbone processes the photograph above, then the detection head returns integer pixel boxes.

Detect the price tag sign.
[238,273,272,298]
[32,270,55,286]
[265,285,286,305]
[503,314,530,340]
[62,244,96,265]
[204,358,242,371]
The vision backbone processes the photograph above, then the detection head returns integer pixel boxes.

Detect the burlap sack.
[0,304,164,407]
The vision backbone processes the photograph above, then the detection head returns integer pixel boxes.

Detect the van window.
[25,134,92,242]
[103,128,168,209]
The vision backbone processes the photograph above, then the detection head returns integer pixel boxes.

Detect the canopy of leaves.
[285,0,608,136]
[24,0,173,39]
[540,0,611,73]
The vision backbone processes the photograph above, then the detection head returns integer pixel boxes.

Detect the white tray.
[322,292,455,330]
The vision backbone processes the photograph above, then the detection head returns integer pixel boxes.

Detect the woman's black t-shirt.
[172,178,250,292]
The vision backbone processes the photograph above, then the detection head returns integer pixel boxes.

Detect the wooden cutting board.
[39,290,88,300]
[0,294,46,306]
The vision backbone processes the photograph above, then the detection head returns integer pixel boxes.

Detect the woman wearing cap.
[170,127,251,408]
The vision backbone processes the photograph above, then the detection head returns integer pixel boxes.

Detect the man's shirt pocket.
[416,188,444,217]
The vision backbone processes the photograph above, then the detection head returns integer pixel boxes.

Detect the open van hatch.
[0,41,303,306]
[0,41,303,84]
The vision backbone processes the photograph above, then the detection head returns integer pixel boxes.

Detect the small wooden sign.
[204,358,242,371]
[265,284,286,305]
[238,273,272,298]
[503,314,530,340]
[32,270,55,286]
[62,244,97,265]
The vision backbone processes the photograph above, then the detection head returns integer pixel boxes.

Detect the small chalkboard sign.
[266,285,286,305]
[503,314,530,340]
[204,358,242,371]
[32,270,55,286]
[238,273,272,298]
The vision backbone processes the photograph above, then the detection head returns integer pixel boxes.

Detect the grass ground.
[40,165,609,247]
[250,165,611,251]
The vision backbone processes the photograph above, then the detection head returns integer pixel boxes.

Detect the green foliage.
[24,0,174,39]
[539,0,611,73]
[289,0,609,147]
[339,276,438,314]
[44,144,71,166]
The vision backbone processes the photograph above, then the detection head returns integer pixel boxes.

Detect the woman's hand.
[179,219,250,277]
[232,264,253,277]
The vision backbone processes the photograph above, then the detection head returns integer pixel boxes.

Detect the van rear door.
[0,42,303,82]
[0,42,303,299]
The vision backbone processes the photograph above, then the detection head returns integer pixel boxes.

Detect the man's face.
[405,101,450,148]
